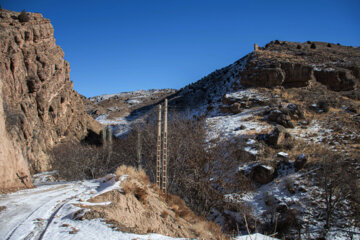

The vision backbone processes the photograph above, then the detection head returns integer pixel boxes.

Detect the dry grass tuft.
[191,221,228,240]
[166,194,194,220]
[115,165,149,185]
[121,179,148,204]
[160,210,169,219]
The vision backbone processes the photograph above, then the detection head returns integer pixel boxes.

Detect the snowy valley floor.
[0,173,177,240]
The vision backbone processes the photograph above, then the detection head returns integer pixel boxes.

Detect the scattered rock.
[234,125,246,131]
[276,203,289,213]
[286,103,305,120]
[277,152,289,158]
[230,102,242,114]
[265,104,304,128]
[69,227,79,234]
[309,100,330,113]
[251,164,275,184]
[267,109,295,128]
[294,154,307,171]
[265,126,294,149]
[274,160,294,177]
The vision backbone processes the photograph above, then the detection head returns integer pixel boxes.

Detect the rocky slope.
[0,9,102,191]
[86,40,360,239]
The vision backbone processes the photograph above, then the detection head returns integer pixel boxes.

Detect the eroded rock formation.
[0,9,102,191]
[241,41,360,90]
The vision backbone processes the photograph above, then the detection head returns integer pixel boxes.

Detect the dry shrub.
[160,210,169,219]
[121,179,148,204]
[191,221,229,240]
[111,110,224,216]
[166,194,194,220]
[115,165,149,185]
[51,142,114,180]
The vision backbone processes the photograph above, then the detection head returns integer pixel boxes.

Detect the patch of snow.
[277,152,289,158]
[90,89,177,104]
[0,175,181,240]
[206,107,271,141]
[32,171,59,186]
[235,233,279,240]
[125,98,141,105]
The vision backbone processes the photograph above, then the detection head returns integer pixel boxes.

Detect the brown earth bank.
[0,9,102,192]
[80,166,228,240]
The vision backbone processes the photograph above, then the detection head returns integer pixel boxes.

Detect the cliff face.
[241,41,360,91]
[0,10,102,191]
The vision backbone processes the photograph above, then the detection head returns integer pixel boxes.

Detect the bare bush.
[309,148,360,237]
[51,141,113,180]
[108,110,225,215]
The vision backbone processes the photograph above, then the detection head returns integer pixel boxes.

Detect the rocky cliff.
[241,41,360,91]
[0,9,102,191]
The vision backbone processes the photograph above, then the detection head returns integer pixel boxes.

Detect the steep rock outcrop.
[0,10,102,191]
[241,41,360,90]
[0,80,33,191]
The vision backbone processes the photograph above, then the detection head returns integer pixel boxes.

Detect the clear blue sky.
[3,0,360,97]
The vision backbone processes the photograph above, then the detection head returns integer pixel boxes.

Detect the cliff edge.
[0,9,102,191]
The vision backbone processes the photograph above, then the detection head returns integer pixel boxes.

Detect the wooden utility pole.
[156,104,162,188]
[162,99,168,193]
[137,130,142,169]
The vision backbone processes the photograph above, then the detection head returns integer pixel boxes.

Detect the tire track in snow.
[3,184,80,240]
[38,200,68,240]
[5,204,44,240]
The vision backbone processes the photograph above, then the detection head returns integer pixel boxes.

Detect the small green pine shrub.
[310,43,316,49]
[296,45,302,49]
[18,10,30,22]
[327,43,332,47]
[274,40,280,44]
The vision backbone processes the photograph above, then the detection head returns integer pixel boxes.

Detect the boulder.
[265,104,304,128]
[294,154,307,171]
[286,103,305,120]
[266,126,294,149]
[251,164,275,184]
[267,109,295,128]
[229,102,242,114]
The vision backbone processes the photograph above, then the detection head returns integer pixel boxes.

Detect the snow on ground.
[90,89,177,104]
[0,174,179,240]
[289,120,333,144]
[234,233,279,240]
[206,107,271,142]
[224,89,270,104]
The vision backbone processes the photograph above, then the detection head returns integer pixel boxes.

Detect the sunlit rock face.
[0,9,101,191]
